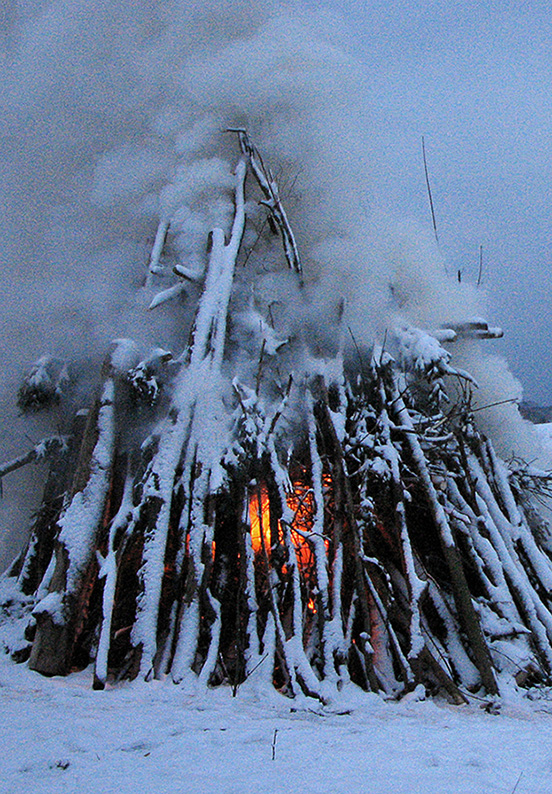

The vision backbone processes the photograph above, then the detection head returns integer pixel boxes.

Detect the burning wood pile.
[2,134,552,704]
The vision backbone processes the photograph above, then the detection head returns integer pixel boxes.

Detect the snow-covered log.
[27,352,119,675]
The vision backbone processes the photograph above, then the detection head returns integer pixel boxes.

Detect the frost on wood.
[2,136,552,704]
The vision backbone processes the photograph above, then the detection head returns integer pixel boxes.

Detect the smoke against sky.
[318,0,552,403]
[0,0,550,564]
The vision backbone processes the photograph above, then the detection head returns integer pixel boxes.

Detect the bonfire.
[1,121,551,707]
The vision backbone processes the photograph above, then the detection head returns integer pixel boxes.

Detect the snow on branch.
[144,220,169,289]
[0,436,67,494]
[229,128,302,277]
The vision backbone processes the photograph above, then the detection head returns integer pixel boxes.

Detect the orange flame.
[248,480,326,571]
[249,483,272,555]
[286,481,315,569]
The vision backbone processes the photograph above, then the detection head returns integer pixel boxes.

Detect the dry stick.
[230,128,302,277]
[171,463,213,683]
[423,575,480,686]
[362,562,414,690]
[374,370,426,665]
[322,442,349,684]
[0,437,66,483]
[94,462,134,689]
[154,460,195,680]
[255,478,297,697]
[1,435,69,589]
[232,491,270,701]
[241,217,269,269]
[422,136,440,248]
[267,442,327,701]
[510,771,523,794]
[198,589,222,687]
[238,496,262,689]
[255,339,267,396]
[470,398,519,414]
[476,244,484,287]
[306,398,335,682]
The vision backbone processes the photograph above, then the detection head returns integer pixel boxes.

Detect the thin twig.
[422,136,440,247]
[510,771,523,794]
[256,339,267,396]
[477,244,484,287]
[347,326,371,396]
[271,728,278,761]
[471,397,519,413]
[241,217,269,269]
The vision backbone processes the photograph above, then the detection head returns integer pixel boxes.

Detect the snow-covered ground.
[2,655,552,794]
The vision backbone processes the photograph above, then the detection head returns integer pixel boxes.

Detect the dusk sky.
[316,0,552,402]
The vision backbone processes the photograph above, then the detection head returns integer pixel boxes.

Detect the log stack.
[1,135,551,703]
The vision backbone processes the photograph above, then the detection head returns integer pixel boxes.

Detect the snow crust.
[1,655,552,794]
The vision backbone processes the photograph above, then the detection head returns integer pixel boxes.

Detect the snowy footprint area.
[1,659,552,794]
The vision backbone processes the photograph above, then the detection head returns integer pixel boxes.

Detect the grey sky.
[317,0,552,402]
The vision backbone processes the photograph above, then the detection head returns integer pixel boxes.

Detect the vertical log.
[29,355,118,676]
[372,370,426,668]
[93,463,134,689]
[134,159,247,679]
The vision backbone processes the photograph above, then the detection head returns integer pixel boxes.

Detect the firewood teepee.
[2,132,552,703]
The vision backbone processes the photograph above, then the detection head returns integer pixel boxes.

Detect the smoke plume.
[0,0,545,567]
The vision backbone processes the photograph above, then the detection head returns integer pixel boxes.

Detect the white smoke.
[0,0,545,567]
